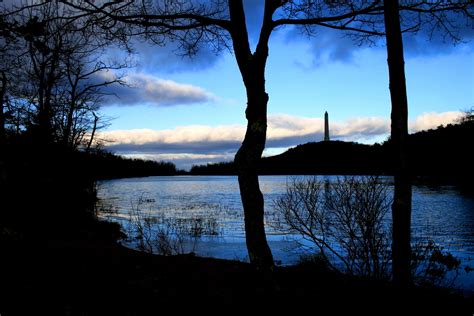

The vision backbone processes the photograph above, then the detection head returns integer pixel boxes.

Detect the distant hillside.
[3,137,178,181]
[190,141,387,175]
[82,151,178,180]
[190,118,474,180]
[260,141,387,175]
[405,119,473,178]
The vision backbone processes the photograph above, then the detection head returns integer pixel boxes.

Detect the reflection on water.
[97,175,474,290]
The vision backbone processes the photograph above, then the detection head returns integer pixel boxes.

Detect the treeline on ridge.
[190,115,474,183]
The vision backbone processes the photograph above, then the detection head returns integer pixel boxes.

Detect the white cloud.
[101,111,463,169]
[269,114,389,138]
[98,72,217,107]
[409,111,463,132]
[267,114,324,139]
[100,125,244,146]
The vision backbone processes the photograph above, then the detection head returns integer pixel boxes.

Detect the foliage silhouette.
[0,133,177,241]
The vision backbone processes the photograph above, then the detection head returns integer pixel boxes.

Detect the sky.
[94,3,474,170]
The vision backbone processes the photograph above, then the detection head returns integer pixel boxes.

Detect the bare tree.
[0,19,12,144]
[14,7,63,143]
[0,9,24,186]
[274,176,392,278]
[2,1,127,149]
[54,32,126,148]
[59,0,389,272]
[274,176,461,286]
[1,12,21,142]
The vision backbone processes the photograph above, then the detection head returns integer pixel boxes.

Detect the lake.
[97,175,474,290]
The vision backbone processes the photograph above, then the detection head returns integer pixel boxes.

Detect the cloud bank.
[409,111,463,132]
[100,111,462,170]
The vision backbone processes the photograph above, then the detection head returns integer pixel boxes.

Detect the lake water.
[97,175,474,290]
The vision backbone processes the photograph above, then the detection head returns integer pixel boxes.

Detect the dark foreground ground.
[1,225,473,316]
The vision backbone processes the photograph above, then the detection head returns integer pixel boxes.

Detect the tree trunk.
[63,74,80,147]
[63,100,75,147]
[35,65,54,144]
[229,0,276,273]
[0,71,6,144]
[86,112,99,152]
[384,0,412,286]
[35,40,61,145]
[235,84,274,271]
[0,71,7,187]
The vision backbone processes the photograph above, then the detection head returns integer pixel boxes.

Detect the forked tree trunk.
[230,0,275,272]
[384,0,412,286]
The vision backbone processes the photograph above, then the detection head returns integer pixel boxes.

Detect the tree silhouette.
[59,0,389,272]
[1,1,128,149]
[383,0,412,287]
[297,0,472,286]
[383,1,472,287]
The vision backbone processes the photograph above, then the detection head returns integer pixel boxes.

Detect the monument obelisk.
[324,111,330,142]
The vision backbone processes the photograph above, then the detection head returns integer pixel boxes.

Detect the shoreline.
[2,232,473,314]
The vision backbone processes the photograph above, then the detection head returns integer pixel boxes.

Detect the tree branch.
[61,0,232,31]
[273,3,385,28]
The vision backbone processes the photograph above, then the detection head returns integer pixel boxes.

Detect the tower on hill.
[324,111,330,142]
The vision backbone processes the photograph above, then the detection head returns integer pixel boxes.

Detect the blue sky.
[97,13,473,170]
